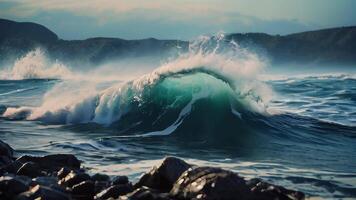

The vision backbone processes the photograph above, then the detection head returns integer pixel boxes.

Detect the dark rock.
[120,186,170,200]
[0,155,12,166]
[247,178,305,200]
[0,160,23,174]
[0,139,13,158]
[0,140,13,169]
[94,184,133,200]
[58,170,90,188]
[94,181,111,194]
[50,184,69,195]
[17,162,43,178]
[16,154,81,172]
[0,175,30,199]
[134,157,191,192]
[170,166,251,200]
[32,176,59,187]
[112,175,129,185]
[57,167,71,179]
[92,173,110,182]
[72,180,95,199]
[16,184,70,200]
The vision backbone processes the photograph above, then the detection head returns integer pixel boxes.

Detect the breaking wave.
[0,48,72,80]
[2,34,273,137]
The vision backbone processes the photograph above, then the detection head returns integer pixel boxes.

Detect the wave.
[0,48,72,80]
[2,34,355,144]
[2,35,273,136]
[260,73,356,82]
[0,87,37,96]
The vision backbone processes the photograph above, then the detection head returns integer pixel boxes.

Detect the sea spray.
[0,48,72,80]
[2,34,272,132]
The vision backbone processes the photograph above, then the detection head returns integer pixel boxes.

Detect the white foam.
[3,34,272,127]
[0,48,72,80]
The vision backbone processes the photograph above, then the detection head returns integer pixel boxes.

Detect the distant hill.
[0,19,187,66]
[226,27,356,65]
[0,19,58,43]
[1,18,355,66]
[0,19,59,63]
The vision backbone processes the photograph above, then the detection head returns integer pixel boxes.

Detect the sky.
[0,0,355,40]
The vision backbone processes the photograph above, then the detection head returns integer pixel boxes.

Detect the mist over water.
[0,34,355,198]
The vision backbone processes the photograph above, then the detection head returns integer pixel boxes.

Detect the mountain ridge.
[1,18,355,66]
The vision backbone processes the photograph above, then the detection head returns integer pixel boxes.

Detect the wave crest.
[0,48,72,80]
[2,34,272,136]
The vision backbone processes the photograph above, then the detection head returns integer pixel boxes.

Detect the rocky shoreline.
[0,139,305,200]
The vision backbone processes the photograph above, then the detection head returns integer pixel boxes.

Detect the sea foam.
[3,34,272,128]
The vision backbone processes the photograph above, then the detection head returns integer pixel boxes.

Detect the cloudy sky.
[0,0,355,40]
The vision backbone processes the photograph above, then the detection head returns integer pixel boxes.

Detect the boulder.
[92,173,110,182]
[0,140,14,169]
[16,154,80,172]
[112,175,129,185]
[134,157,191,192]
[16,184,70,200]
[0,155,12,166]
[170,166,251,200]
[0,140,13,158]
[72,180,95,199]
[94,184,133,199]
[120,186,170,200]
[0,175,30,199]
[247,178,305,200]
[17,162,43,178]
[32,176,59,187]
[94,180,111,194]
[57,167,71,179]
[0,160,23,174]
[58,170,90,188]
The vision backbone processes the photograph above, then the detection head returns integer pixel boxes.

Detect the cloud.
[1,0,227,21]
[2,0,356,27]
[2,0,352,40]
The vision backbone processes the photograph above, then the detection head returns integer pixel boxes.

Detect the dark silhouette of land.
[1,18,355,66]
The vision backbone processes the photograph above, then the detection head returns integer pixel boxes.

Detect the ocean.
[0,38,355,199]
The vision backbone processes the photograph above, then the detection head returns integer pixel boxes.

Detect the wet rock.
[16,184,70,200]
[16,154,80,172]
[57,167,71,179]
[92,173,110,182]
[1,160,23,174]
[95,184,133,199]
[112,175,129,185]
[0,175,30,199]
[0,155,12,166]
[32,176,59,187]
[0,139,13,158]
[247,178,305,200]
[120,186,170,200]
[95,180,111,194]
[17,161,43,178]
[72,180,95,199]
[170,166,251,200]
[58,170,90,188]
[0,140,14,169]
[135,157,191,192]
